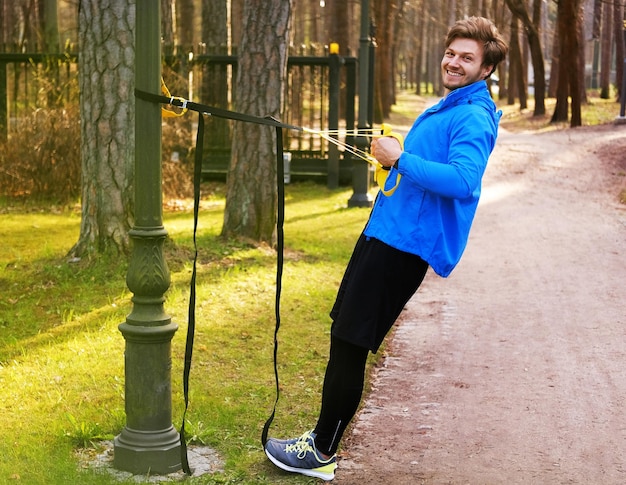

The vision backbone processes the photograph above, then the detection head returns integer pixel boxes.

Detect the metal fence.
[0,47,361,185]
[0,51,78,140]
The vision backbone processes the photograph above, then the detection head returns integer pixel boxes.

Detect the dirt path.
[334,123,626,484]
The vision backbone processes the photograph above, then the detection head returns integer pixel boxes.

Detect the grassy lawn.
[1,89,621,484]
[0,183,377,484]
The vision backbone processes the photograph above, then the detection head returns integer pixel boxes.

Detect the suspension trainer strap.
[261,121,285,446]
[179,111,205,475]
[135,88,289,472]
[135,89,303,132]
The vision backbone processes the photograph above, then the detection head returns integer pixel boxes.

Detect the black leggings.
[313,335,369,456]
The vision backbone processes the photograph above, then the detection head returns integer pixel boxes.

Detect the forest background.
[0,0,624,251]
[0,0,626,206]
[0,1,625,483]
[2,0,624,119]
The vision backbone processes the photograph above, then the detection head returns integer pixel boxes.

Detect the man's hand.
[371,136,402,167]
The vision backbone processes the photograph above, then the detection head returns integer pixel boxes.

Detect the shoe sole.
[264,447,336,481]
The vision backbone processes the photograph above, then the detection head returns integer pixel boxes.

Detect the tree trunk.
[599,0,612,99]
[529,0,546,114]
[70,0,135,257]
[548,22,560,98]
[551,0,583,127]
[507,16,517,104]
[43,0,60,52]
[202,0,230,150]
[328,0,351,118]
[175,0,195,48]
[552,3,569,122]
[413,0,426,94]
[503,0,546,113]
[221,0,291,244]
[161,0,174,47]
[329,1,350,56]
[231,0,243,49]
[571,0,584,125]
[373,0,402,122]
[493,0,508,100]
[578,8,588,105]
[508,16,527,109]
[613,0,625,102]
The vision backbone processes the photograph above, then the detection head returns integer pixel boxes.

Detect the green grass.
[2,88,619,484]
[0,182,377,484]
[496,91,622,132]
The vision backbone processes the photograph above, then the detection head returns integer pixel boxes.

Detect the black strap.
[179,111,205,475]
[135,89,303,132]
[136,88,289,473]
[261,122,285,446]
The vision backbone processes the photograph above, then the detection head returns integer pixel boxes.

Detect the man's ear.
[482,65,495,80]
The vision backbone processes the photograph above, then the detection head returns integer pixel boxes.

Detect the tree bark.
[161,0,174,47]
[70,0,135,257]
[175,0,195,48]
[373,0,403,122]
[329,1,350,56]
[548,20,560,98]
[202,0,230,149]
[231,0,243,49]
[507,16,527,109]
[221,0,292,244]
[43,0,60,52]
[551,0,583,127]
[599,0,612,99]
[613,0,625,102]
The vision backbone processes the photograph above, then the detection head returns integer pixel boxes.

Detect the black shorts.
[330,234,429,353]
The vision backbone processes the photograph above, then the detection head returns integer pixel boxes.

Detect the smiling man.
[264,17,508,481]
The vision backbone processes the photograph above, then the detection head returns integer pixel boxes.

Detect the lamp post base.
[113,425,181,475]
[348,192,374,208]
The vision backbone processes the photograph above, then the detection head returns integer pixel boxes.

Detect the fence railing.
[0,48,361,186]
[0,52,77,140]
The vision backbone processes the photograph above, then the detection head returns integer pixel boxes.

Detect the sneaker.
[264,430,337,481]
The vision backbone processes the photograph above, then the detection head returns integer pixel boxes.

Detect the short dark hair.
[445,16,508,76]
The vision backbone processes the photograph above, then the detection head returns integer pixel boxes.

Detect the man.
[264,16,508,481]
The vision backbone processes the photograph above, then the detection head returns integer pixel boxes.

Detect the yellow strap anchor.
[160,78,188,118]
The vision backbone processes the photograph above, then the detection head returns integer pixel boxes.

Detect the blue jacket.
[363,80,501,277]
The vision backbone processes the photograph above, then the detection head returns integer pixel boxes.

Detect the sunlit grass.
[497,92,621,132]
[2,87,619,484]
[0,182,376,484]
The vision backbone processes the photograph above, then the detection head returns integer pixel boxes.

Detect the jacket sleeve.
[397,106,497,199]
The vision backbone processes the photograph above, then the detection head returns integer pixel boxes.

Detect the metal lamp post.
[113,3,182,475]
[348,0,374,208]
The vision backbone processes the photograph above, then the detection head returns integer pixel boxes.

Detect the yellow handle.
[373,123,403,196]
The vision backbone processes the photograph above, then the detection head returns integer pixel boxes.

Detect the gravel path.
[334,123,626,484]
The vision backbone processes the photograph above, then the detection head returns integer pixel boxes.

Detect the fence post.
[327,43,341,189]
[348,0,374,208]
